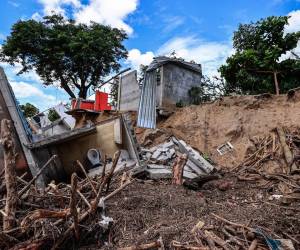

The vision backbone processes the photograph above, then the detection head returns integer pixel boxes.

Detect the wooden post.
[172,153,188,185]
[1,119,17,230]
[274,71,280,96]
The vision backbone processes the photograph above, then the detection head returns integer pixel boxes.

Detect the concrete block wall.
[159,64,202,108]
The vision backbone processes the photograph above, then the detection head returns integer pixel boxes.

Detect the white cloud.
[31,12,43,21]
[1,62,42,83]
[157,36,233,76]
[8,1,20,8]
[37,0,81,16]
[10,81,56,103]
[35,0,138,34]
[286,10,300,33]
[74,0,138,35]
[163,16,185,33]
[279,10,300,61]
[126,49,154,70]
[125,37,232,77]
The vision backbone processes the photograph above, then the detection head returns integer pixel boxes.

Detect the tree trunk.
[79,86,88,99]
[1,119,17,231]
[59,76,76,99]
[61,83,76,99]
[273,71,280,95]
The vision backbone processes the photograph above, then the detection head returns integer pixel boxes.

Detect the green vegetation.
[20,103,39,118]
[0,14,128,99]
[48,109,60,122]
[220,16,300,95]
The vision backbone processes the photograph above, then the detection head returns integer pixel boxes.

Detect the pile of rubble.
[142,137,215,181]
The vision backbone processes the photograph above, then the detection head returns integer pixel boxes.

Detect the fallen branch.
[70,173,79,240]
[18,155,58,197]
[51,151,121,249]
[76,160,97,196]
[21,209,70,231]
[211,213,253,231]
[171,240,209,250]
[103,179,133,202]
[248,239,257,250]
[105,150,121,193]
[117,240,161,250]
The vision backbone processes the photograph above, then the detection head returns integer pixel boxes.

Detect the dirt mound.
[157,93,300,169]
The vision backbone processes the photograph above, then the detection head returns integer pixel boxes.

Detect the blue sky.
[1,0,300,111]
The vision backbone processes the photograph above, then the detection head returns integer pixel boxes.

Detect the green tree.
[48,109,60,122]
[20,103,39,118]
[0,14,128,99]
[219,16,300,95]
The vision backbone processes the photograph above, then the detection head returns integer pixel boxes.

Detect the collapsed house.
[0,62,211,188]
[0,68,141,187]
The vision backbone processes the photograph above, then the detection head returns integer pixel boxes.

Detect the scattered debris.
[217,141,234,155]
[142,137,215,183]
[0,150,135,249]
[1,64,300,249]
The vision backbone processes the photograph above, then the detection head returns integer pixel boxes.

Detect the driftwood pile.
[0,119,133,249]
[235,126,300,205]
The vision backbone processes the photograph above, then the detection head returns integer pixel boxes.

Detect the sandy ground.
[137,93,300,170]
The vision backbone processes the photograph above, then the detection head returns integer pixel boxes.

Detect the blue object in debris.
[255,228,282,250]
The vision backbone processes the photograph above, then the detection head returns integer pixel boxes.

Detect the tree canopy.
[219,16,300,95]
[20,103,39,118]
[0,14,128,99]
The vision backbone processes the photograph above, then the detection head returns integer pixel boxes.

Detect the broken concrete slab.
[161,140,175,149]
[88,159,136,178]
[147,164,167,169]
[149,146,158,153]
[151,150,162,160]
[147,164,198,180]
[183,170,198,179]
[146,168,172,179]
[173,137,214,174]
[185,159,206,176]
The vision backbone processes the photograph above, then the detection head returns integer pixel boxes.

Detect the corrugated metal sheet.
[137,71,156,129]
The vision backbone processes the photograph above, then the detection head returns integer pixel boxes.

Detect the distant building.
[137,56,202,128]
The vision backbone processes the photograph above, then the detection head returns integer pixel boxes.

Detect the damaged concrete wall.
[159,64,202,108]
[56,119,121,175]
[118,70,141,111]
